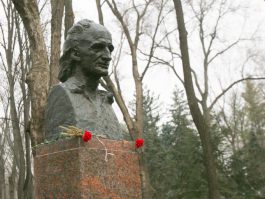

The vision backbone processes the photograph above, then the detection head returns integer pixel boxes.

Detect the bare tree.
[0,0,75,198]
[0,1,27,198]
[217,92,247,153]
[15,12,34,199]
[172,0,265,198]
[11,0,50,145]
[0,0,50,197]
[0,113,9,199]
[0,92,12,199]
[95,0,169,198]
[173,0,222,197]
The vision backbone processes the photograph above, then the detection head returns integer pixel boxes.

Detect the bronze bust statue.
[44,19,124,140]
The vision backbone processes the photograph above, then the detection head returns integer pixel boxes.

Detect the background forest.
[0,0,265,199]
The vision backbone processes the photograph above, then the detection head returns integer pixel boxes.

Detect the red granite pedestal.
[34,138,142,199]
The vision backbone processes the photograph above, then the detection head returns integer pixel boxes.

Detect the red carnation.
[135,138,144,148]
[82,130,92,142]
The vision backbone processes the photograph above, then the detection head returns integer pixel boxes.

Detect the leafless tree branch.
[141,0,165,80]
[209,77,265,110]
[191,68,203,96]
[208,39,241,64]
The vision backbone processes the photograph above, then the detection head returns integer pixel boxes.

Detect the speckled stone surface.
[34,138,142,199]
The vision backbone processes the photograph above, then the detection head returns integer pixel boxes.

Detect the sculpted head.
[58,19,114,82]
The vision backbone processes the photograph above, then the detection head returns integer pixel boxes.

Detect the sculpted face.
[76,25,114,78]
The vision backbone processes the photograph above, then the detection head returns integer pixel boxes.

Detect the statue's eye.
[108,44,114,52]
[91,43,105,50]
[91,43,114,53]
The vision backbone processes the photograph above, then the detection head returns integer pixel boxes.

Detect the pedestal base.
[34,138,142,199]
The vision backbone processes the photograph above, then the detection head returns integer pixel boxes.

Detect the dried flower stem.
[59,125,83,137]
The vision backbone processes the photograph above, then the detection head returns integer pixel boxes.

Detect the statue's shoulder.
[58,77,85,94]
[48,79,78,95]
[47,84,71,107]
[45,84,76,140]
[49,84,65,95]
[45,83,74,126]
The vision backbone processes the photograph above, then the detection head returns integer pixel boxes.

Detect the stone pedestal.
[34,138,142,199]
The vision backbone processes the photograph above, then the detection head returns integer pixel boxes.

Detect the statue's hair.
[58,19,95,82]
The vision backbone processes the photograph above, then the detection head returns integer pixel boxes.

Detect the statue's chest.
[68,92,109,120]
[65,91,122,139]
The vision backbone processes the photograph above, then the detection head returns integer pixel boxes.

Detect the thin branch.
[132,0,140,17]
[138,48,174,66]
[205,0,228,57]
[199,16,207,57]
[106,0,134,48]
[39,0,49,14]
[0,0,8,19]
[208,39,240,64]
[191,68,203,96]
[113,33,124,97]
[209,77,265,111]
[171,65,184,85]
[121,6,135,18]
[156,27,177,46]
[141,0,165,80]
[0,22,7,50]
[163,20,184,85]
[154,44,181,58]
[133,0,151,48]
[0,117,25,126]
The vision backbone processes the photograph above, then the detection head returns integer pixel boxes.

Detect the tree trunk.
[96,0,135,139]
[172,0,220,198]
[96,0,104,25]
[15,11,34,199]
[9,80,25,199]
[97,1,154,198]
[23,131,34,199]
[4,7,26,198]
[64,0,74,39]
[11,0,50,145]
[138,150,154,199]
[9,163,17,199]
[22,73,33,199]
[50,0,65,87]
[103,76,135,139]
[0,156,5,199]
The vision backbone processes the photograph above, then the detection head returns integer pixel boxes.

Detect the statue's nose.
[102,48,112,62]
